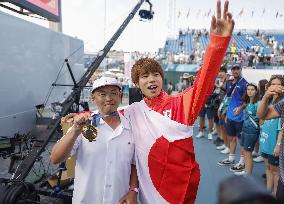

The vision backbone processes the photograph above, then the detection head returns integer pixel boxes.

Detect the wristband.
[276,142,281,146]
[129,187,139,193]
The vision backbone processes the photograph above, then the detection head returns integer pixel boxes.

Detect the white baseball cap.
[91,76,122,93]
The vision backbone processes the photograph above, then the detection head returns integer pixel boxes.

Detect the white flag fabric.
[125,100,193,203]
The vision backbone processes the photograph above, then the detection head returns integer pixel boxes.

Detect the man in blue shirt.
[218,63,247,172]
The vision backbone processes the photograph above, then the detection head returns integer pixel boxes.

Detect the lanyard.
[91,111,119,127]
[244,104,259,129]
[229,77,243,98]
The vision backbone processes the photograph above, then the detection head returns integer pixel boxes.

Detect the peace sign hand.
[210,0,234,36]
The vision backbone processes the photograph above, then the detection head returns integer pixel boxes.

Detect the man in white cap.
[50,76,138,204]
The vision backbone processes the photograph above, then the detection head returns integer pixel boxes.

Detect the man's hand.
[50,112,92,164]
[264,85,284,99]
[118,191,137,204]
[210,0,234,36]
[233,106,242,116]
[61,113,92,131]
[61,113,77,125]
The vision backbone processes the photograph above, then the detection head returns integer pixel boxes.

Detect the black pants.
[276,179,284,203]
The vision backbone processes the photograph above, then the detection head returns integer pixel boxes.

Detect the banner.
[8,0,60,21]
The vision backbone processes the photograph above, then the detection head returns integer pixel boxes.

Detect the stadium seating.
[271,34,284,47]
[160,31,284,55]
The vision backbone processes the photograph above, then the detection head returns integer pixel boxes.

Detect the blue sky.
[1,0,284,53]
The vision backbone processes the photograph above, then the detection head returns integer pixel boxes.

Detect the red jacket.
[125,34,231,204]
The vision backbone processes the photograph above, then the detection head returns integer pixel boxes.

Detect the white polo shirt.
[70,114,134,204]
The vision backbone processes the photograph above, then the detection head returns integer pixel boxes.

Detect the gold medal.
[82,125,97,142]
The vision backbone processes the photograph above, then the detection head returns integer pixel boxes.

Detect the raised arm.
[50,113,90,164]
[183,0,234,125]
[257,85,284,120]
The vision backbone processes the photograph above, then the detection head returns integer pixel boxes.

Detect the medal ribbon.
[91,111,119,127]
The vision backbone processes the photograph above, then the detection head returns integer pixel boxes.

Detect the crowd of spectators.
[161,61,284,203]
[192,62,284,203]
[158,29,284,67]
